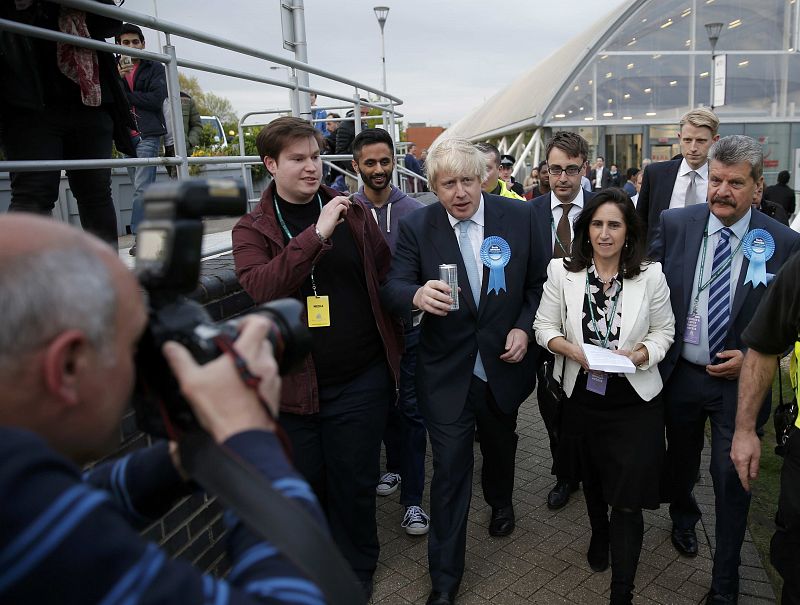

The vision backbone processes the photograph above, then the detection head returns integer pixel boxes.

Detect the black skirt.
[556,370,665,510]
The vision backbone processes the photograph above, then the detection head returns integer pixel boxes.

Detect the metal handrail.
[56,0,403,105]
[0,1,403,182]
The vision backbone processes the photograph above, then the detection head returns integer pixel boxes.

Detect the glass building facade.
[547,0,800,181]
[445,0,800,185]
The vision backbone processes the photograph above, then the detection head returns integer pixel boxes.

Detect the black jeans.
[1,104,118,244]
[279,361,392,583]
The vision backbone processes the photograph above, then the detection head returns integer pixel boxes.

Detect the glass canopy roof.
[547,0,800,125]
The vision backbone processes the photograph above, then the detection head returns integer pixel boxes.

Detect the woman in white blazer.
[533,189,674,605]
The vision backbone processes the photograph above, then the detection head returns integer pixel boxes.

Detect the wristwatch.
[314,226,328,244]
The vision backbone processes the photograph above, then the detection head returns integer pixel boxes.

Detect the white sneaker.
[401,505,430,536]
[376,472,401,496]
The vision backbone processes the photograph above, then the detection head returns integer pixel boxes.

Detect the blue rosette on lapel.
[480,236,511,295]
[742,228,775,287]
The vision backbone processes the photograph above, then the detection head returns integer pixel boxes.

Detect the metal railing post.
[289,69,300,117]
[238,117,255,201]
[354,93,363,188]
[291,0,311,121]
[389,102,399,187]
[163,39,188,179]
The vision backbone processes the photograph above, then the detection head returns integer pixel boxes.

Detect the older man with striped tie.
[649,135,800,605]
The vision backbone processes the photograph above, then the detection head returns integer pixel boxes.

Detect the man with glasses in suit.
[530,131,595,510]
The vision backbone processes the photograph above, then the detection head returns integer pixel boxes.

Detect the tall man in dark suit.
[589,156,611,190]
[531,131,594,509]
[650,135,800,604]
[638,108,720,244]
[383,138,547,605]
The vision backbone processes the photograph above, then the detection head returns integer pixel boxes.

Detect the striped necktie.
[707,227,733,361]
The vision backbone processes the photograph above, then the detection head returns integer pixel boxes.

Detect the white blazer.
[533,259,675,401]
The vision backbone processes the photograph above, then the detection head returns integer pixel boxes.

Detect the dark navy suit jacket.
[382,194,547,424]
[648,204,800,410]
[637,159,682,244]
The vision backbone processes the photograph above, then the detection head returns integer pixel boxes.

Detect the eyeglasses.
[548,165,582,176]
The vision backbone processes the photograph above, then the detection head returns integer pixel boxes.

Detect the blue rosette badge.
[480,236,511,295]
[742,228,775,287]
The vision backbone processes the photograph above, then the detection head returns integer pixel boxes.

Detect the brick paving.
[372,394,776,604]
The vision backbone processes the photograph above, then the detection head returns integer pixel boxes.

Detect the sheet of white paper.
[581,343,637,374]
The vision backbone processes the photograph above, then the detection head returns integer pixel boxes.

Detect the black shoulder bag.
[774,355,797,457]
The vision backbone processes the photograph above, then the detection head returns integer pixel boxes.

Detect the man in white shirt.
[637,108,720,244]
[590,156,610,190]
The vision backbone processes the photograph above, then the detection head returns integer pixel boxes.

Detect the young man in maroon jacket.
[232,116,402,600]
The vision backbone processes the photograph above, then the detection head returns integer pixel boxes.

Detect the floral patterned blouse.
[581,264,624,351]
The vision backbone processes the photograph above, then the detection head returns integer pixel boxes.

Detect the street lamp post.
[374,6,390,93]
[705,22,724,110]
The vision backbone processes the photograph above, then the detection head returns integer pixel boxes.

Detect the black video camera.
[132,179,311,439]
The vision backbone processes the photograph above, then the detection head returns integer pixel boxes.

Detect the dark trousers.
[425,376,518,593]
[772,428,800,604]
[536,351,565,477]
[382,326,427,506]
[1,104,118,244]
[665,359,751,595]
[279,361,392,582]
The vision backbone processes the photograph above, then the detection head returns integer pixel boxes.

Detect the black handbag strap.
[179,431,365,605]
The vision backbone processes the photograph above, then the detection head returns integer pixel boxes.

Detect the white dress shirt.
[447,195,485,290]
[594,166,604,189]
[669,159,709,209]
[681,209,751,365]
[549,189,585,252]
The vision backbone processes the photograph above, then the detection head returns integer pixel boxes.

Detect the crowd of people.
[3,6,800,605]
[226,109,800,605]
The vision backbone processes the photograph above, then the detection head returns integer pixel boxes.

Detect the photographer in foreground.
[0,215,326,605]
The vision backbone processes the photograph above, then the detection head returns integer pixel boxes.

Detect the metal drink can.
[439,264,459,311]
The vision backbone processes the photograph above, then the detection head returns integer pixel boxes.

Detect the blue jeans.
[383,326,427,506]
[127,135,161,234]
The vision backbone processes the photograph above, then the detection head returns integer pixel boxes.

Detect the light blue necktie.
[458,220,487,381]
[707,227,733,361]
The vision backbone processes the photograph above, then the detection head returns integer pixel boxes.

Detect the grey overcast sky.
[121,0,628,127]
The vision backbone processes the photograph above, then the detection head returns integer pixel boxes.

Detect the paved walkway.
[372,394,776,604]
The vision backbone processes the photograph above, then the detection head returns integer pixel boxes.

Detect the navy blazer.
[382,194,547,424]
[637,159,682,245]
[648,204,800,407]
